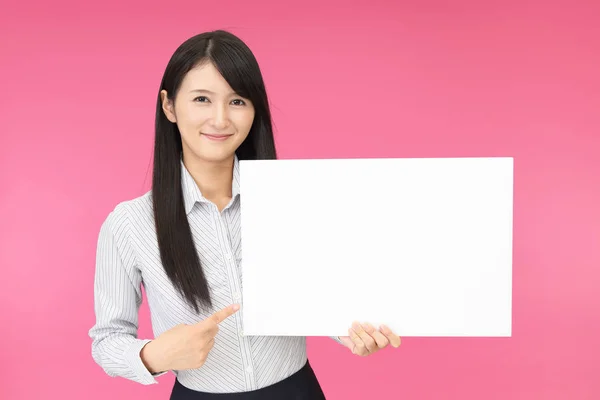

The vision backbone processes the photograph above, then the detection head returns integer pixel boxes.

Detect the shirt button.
[246,365,253,373]
[239,330,244,337]
[233,291,241,301]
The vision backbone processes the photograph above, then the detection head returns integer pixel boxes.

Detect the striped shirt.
[88,156,341,393]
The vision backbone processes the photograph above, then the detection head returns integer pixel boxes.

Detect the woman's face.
[161,61,255,164]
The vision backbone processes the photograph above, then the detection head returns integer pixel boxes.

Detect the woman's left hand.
[339,322,401,356]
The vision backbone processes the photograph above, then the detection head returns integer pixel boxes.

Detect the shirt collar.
[181,156,240,215]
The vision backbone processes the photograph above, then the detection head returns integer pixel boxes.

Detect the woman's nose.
[212,105,230,130]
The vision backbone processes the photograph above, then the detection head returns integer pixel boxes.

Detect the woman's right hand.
[140,304,240,373]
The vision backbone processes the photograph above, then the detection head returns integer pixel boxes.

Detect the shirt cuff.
[125,339,164,384]
[330,336,343,344]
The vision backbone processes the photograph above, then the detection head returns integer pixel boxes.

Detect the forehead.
[180,61,234,93]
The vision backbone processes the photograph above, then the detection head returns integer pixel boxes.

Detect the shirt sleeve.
[330,336,344,345]
[88,207,165,385]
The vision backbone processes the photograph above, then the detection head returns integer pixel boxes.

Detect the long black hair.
[152,30,277,313]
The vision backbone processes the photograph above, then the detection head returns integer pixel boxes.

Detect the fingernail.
[363,323,374,333]
[352,322,361,330]
[232,304,240,311]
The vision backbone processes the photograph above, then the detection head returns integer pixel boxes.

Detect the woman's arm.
[88,207,164,385]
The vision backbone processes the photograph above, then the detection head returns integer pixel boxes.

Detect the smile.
[201,133,233,141]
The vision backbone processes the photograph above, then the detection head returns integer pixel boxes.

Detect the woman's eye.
[193,96,246,106]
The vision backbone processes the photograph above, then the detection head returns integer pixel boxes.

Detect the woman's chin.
[185,148,237,165]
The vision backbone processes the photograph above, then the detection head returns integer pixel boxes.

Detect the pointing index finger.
[209,304,240,324]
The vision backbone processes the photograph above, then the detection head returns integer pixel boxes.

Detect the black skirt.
[169,360,326,400]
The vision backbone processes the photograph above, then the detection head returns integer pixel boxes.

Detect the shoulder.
[96,192,155,271]
[100,191,155,237]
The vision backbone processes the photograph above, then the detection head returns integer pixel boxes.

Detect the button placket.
[216,210,256,390]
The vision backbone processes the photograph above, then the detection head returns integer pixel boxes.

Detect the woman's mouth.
[201,133,232,141]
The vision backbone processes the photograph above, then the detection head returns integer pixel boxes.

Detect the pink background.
[1,0,599,399]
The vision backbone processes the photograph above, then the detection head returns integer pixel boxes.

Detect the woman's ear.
[160,90,177,123]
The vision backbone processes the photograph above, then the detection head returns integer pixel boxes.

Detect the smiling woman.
[88,29,400,400]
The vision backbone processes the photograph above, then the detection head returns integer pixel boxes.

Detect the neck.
[183,155,234,206]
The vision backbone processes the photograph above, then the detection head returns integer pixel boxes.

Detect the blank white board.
[239,157,513,337]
